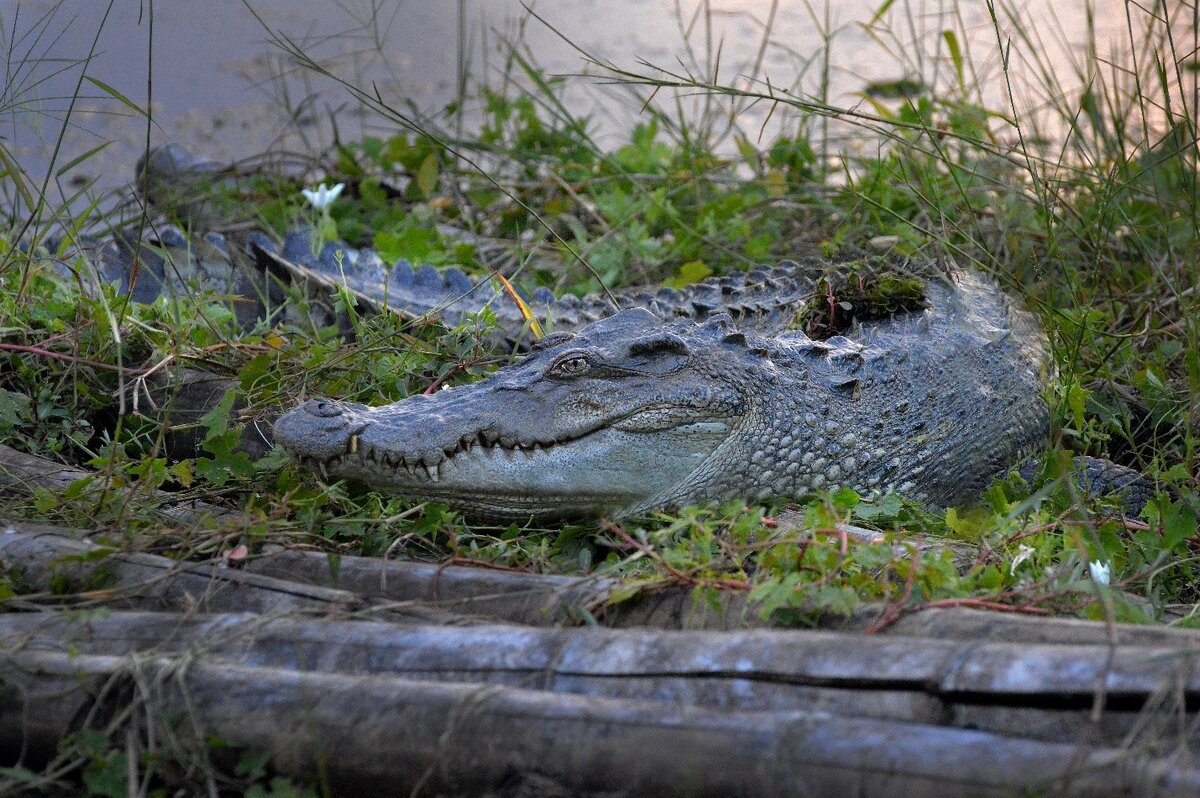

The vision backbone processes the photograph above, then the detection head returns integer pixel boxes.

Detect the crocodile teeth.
[422,462,436,481]
[347,434,359,455]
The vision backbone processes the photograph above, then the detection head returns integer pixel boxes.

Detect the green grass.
[3,1,1200,792]
[2,0,1198,632]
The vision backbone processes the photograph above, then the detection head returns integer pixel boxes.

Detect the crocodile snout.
[302,398,349,418]
[274,398,370,460]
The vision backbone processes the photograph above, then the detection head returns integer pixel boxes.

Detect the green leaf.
[84,76,148,118]
[376,226,441,263]
[868,0,897,26]
[63,475,95,500]
[942,30,964,91]
[66,730,110,756]
[0,143,36,211]
[170,460,194,488]
[1065,383,1088,433]
[32,487,59,513]
[0,389,31,434]
[1160,499,1196,550]
[976,564,1002,590]
[664,260,713,288]
[829,486,861,513]
[235,749,272,780]
[83,750,128,798]
[415,152,440,197]
[239,353,275,392]
[55,140,113,177]
[854,492,904,522]
[385,134,410,165]
[733,134,758,165]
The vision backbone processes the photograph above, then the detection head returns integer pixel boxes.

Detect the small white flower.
[301,182,345,211]
[1009,543,1035,575]
[1088,560,1111,586]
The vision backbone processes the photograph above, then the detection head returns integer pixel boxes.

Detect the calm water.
[3,0,1191,202]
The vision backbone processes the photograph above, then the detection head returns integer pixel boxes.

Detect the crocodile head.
[274,308,768,520]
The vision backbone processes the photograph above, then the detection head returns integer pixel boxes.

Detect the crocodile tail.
[254,229,625,342]
[255,235,846,341]
[1018,455,1156,516]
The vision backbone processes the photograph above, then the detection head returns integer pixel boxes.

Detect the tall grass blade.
[83,75,147,117]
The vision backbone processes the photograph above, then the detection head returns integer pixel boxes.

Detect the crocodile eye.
[548,353,593,378]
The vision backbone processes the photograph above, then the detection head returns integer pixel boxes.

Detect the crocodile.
[59,146,1152,520]
[271,264,1070,520]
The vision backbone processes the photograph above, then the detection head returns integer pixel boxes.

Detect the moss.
[793,261,929,340]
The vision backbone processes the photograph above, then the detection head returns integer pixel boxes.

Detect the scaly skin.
[273,268,1053,520]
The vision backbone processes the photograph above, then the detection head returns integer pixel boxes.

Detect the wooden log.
[245,544,890,630]
[8,521,1197,648]
[0,527,464,623]
[2,648,1196,797]
[249,544,615,625]
[247,545,1200,646]
[142,367,274,461]
[0,443,238,525]
[7,610,1197,703]
[3,610,1199,748]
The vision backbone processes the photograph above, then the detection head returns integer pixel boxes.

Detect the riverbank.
[1,2,1199,791]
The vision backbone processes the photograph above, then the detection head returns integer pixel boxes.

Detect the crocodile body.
[62,146,1150,520]
[272,263,1053,520]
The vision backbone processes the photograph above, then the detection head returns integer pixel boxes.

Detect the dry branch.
[2,648,1196,798]
[0,527,463,623]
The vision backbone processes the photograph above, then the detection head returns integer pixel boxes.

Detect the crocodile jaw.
[273,398,732,520]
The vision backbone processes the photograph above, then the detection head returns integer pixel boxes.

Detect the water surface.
[3,0,1187,202]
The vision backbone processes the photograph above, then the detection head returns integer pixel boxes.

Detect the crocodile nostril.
[304,398,344,418]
